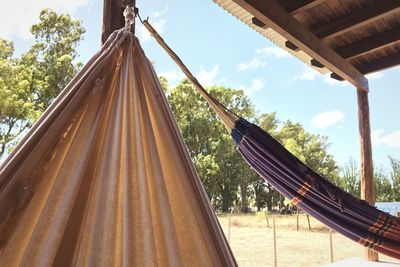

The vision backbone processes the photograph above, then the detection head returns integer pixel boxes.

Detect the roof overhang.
[214,0,400,92]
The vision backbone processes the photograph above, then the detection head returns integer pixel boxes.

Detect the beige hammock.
[0,29,236,266]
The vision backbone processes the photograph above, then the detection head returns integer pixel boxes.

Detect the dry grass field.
[217,213,400,267]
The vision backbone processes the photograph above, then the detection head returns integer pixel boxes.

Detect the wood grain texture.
[102,0,125,44]
[231,0,369,90]
[356,88,378,262]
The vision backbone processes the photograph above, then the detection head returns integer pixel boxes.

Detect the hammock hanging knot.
[123,5,138,28]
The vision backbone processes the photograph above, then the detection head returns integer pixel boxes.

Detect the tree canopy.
[0,9,85,158]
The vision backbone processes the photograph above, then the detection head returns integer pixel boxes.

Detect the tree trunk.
[240,183,248,213]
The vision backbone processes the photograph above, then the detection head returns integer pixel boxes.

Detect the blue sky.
[1,0,399,169]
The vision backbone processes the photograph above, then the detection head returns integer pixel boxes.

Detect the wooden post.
[357,88,378,262]
[329,228,334,263]
[102,0,125,44]
[265,211,270,228]
[296,210,299,231]
[228,212,232,243]
[273,215,277,267]
[306,214,311,231]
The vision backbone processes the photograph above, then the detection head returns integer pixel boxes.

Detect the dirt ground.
[217,213,400,267]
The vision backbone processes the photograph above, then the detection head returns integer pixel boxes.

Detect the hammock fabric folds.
[0,29,237,266]
[143,21,400,260]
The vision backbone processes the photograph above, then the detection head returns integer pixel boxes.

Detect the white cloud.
[256,47,289,58]
[322,74,351,87]
[152,5,169,18]
[0,0,90,39]
[372,129,400,148]
[236,57,266,71]
[197,65,219,86]
[158,70,182,82]
[311,110,345,128]
[239,78,265,95]
[138,6,168,42]
[366,71,384,80]
[293,67,319,81]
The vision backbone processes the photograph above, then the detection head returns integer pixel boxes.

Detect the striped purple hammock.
[144,20,400,259]
[232,118,400,259]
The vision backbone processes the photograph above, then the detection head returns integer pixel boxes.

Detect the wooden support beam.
[336,27,400,59]
[356,53,400,74]
[356,88,378,262]
[311,59,324,68]
[330,73,343,81]
[102,0,125,44]
[281,0,326,15]
[285,41,300,52]
[312,0,400,40]
[252,17,267,28]
[232,0,369,91]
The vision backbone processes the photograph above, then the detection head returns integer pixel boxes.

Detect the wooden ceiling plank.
[336,27,400,59]
[284,0,326,15]
[232,0,369,91]
[356,53,400,74]
[312,0,400,41]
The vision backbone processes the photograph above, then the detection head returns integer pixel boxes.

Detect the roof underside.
[214,0,400,90]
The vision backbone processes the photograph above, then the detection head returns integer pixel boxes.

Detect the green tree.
[374,166,393,202]
[168,79,256,212]
[0,40,38,156]
[258,112,279,137]
[277,120,339,180]
[389,157,400,201]
[253,112,280,211]
[0,9,85,158]
[158,76,169,93]
[338,158,360,197]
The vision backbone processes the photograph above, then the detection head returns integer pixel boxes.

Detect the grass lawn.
[217,213,400,267]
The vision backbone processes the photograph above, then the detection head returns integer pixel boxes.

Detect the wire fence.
[218,212,400,267]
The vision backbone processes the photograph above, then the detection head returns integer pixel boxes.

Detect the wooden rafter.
[336,27,400,60]
[282,0,326,15]
[285,41,299,51]
[312,0,400,40]
[356,53,400,74]
[311,59,324,68]
[231,0,369,91]
[251,17,267,28]
[330,73,344,81]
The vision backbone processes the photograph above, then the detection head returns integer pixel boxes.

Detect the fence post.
[228,211,232,243]
[265,211,270,227]
[273,215,277,267]
[329,228,334,263]
[296,209,299,231]
[306,214,311,231]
